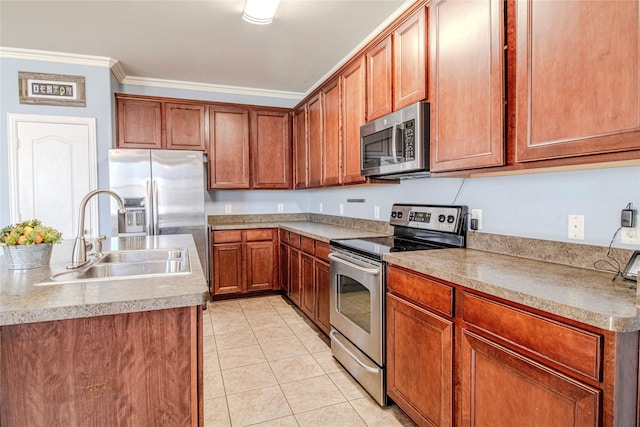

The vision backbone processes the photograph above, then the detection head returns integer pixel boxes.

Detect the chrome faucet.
[68,189,126,269]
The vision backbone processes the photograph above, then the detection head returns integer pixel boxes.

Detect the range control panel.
[389,204,467,233]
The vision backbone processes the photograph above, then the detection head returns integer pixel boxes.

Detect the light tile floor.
[203,295,416,427]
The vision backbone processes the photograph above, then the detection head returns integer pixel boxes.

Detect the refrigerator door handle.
[152,179,159,235]
[146,179,153,235]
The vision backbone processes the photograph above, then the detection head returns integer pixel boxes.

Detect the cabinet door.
[293,107,308,189]
[289,248,301,306]
[430,0,505,172]
[322,79,342,186]
[116,97,163,149]
[279,243,289,293]
[393,7,427,111]
[246,240,276,292]
[516,0,640,163]
[387,294,453,427]
[208,107,250,189]
[300,252,316,318]
[366,35,393,121]
[165,103,206,151]
[212,242,243,295]
[341,58,367,185]
[251,110,291,189]
[314,259,331,335]
[307,94,324,188]
[459,329,600,427]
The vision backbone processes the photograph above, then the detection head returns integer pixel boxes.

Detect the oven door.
[329,250,383,366]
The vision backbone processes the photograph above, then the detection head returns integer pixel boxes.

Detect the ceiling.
[0,0,408,98]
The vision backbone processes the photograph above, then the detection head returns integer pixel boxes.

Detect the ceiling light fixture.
[242,0,280,25]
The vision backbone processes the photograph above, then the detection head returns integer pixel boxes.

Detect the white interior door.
[7,114,98,239]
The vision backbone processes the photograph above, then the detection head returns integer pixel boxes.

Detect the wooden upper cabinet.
[208,106,250,189]
[293,107,308,189]
[307,94,324,188]
[430,0,505,172]
[322,78,342,186]
[393,7,427,111]
[515,0,640,163]
[251,110,291,189]
[116,96,162,149]
[341,58,367,185]
[164,103,206,151]
[366,35,393,121]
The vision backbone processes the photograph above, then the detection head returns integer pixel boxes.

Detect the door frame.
[7,113,98,235]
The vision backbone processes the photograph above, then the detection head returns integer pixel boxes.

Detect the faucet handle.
[95,235,106,256]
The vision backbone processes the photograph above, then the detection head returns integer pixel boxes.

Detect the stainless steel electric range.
[328,204,468,406]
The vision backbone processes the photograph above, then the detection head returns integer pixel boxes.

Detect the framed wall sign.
[18,72,86,107]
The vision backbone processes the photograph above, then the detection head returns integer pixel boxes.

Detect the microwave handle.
[391,123,399,162]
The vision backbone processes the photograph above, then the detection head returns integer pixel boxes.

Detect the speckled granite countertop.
[0,234,209,326]
[384,249,639,332]
[210,220,390,242]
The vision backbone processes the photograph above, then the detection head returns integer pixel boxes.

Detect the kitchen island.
[0,234,209,427]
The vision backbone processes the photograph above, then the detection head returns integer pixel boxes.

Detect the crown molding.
[121,76,305,101]
[0,46,114,68]
[1,46,305,101]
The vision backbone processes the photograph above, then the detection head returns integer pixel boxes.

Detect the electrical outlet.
[568,214,584,240]
[224,204,232,214]
[621,215,640,245]
[319,203,323,213]
[471,209,483,230]
[277,203,284,213]
[374,205,380,219]
[339,203,344,215]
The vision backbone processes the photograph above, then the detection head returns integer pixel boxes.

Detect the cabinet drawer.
[301,236,315,255]
[245,229,273,242]
[315,241,330,261]
[289,233,301,249]
[280,229,289,244]
[387,267,454,317]
[213,230,242,243]
[461,292,602,381]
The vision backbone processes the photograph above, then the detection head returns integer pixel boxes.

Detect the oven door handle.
[330,330,379,374]
[328,253,380,275]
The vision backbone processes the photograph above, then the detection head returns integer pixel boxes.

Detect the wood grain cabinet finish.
[251,109,291,189]
[515,0,640,163]
[300,252,316,319]
[341,57,368,185]
[211,229,277,296]
[393,7,427,111]
[293,107,308,189]
[459,329,600,427]
[164,102,206,151]
[307,94,324,188]
[322,78,342,186]
[387,293,453,427]
[289,247,302,306]
[430,0,505,172]
[366,35,393,121]
[1,307,202,427]
[208,107,250,189]
[314,258,331,335]
[116,96,163,149]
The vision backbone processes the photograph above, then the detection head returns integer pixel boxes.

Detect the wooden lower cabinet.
[314,259,331,334]
[458,329,599,427]
[281,233,330,335]
[279,242,289,294]
[386,265,636,427]
[387,293,453,427]
[0,306,203,427]
[211,229,277,297]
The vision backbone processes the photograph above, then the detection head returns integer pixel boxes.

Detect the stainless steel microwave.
[360,101,430,179]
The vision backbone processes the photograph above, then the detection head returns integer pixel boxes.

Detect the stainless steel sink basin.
[38,248,191,285]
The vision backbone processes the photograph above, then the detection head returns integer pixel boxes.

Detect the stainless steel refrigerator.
[108,149,208,281]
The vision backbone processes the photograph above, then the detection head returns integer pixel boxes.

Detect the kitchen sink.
[38,248,191,285]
